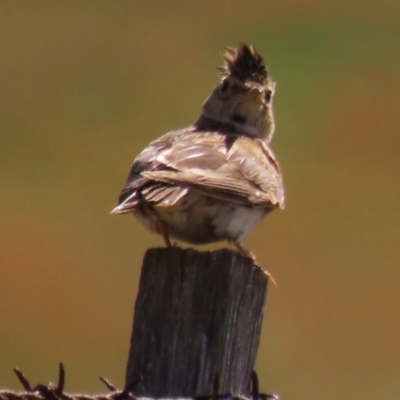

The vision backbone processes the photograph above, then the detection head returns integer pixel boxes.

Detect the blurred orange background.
[1,1,399,399]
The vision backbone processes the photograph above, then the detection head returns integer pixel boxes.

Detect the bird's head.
[200,44,276,142]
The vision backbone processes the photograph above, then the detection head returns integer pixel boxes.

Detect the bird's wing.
[112,130,284,213]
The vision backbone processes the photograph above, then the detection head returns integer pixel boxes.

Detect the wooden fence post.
[125,247,269,398]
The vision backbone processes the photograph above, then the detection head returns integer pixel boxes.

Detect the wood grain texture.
[125,247,268,398]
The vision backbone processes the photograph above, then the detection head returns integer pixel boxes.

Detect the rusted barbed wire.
[0,364,138,400]
[0,366,278,400]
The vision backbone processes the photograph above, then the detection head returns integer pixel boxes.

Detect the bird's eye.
[220,80,229,92]
[264,90,272,103]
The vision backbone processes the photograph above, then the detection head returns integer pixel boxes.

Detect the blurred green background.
[1,1,399,399]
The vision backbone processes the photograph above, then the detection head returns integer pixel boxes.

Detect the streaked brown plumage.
[112,44,284,261]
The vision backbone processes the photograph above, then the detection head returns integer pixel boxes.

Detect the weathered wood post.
[125,247,269,398]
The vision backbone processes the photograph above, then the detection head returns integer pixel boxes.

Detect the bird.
[112,43,284,263]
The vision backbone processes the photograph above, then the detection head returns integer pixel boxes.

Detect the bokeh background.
[1,1,399,399]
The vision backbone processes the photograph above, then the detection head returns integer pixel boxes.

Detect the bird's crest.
[219,43,267,84]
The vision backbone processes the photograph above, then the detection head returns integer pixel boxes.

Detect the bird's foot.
[156,222,172,247]
[232,241,276,285]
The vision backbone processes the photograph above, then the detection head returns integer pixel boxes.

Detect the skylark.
[112,44,285,261]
